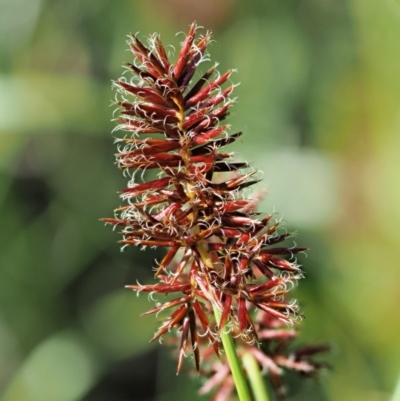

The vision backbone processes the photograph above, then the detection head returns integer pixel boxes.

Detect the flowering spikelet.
[103,22,317,384]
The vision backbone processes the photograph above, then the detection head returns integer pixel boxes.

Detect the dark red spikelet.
[103,22,317,382]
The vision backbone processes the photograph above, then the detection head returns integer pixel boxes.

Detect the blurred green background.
[1,0,400,400]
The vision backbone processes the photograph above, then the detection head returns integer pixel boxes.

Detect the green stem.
[242,351,271,401]
[196,242,252,401]
[213,306,253,401]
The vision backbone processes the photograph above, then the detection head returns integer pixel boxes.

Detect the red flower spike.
[218,295,232,333]
[129,35,166,78]
[126,282,190,294]
[104,22,327,396]
[151,35,170,71]
[150,304,188,343]
[116,82,172,107]
[169,248,192,284]
[173,22,196,80]
[119,177,173,198]
[200,85,236,109]
[141,295,192,316]
[238,297,248,332]
[178,33,212,88]
[183,66,216,103]
[188,308,200,371]
[185,70,233,107]
[177,316,190,374]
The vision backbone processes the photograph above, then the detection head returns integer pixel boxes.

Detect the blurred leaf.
[155,348,207,401]
[0,74,109,134]
[248,148,338,228]
[1,331,99,401]
[0,0,42,53]
[391,374,400,401]
[220,17,309,149]
[0,316,21,390]
[0,134,26,170]
[81,290,158,359]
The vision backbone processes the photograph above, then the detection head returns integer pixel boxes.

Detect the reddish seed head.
[103,22,327,396]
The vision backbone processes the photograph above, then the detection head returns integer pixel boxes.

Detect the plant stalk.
[242,351,271,401]
[212,305,253,401]
[196,242,252,401]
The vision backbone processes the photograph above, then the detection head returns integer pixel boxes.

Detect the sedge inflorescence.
[103,22,327,399]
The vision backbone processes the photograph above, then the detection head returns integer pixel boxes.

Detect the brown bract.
[103,22,307,376]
